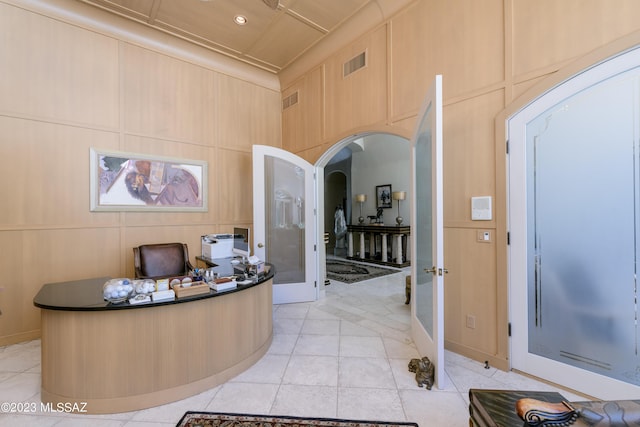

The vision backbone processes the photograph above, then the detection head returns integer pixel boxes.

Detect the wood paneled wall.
[279,0,640,369]
[0,1,281,346]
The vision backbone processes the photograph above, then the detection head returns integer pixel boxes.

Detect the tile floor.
[0,266,582,426]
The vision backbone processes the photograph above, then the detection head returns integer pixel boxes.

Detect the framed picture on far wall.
[376,184,392,209]
[90,148,208,212]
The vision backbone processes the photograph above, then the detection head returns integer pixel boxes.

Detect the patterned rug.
[176,412,418,427]
[326,259,399,284]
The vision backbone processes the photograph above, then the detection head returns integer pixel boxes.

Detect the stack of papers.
[129,294,151,305]
[151,289,175,302]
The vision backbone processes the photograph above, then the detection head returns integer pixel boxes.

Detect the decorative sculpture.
[367,209,384,224]
[408,356,435,390]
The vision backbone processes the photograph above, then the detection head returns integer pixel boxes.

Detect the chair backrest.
[133,243,193,279]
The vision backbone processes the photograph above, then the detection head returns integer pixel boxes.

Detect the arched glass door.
[509,48,640,400]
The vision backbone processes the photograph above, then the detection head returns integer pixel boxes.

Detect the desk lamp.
[355,194,367,224]
[392,191,406,225]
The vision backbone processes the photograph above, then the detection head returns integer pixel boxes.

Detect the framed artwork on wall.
[376,184,392,209]
[90,148,208,212]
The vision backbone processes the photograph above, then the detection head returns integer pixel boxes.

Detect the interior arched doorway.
[314,131,410,298]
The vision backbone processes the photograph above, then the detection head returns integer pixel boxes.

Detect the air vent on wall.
[343,51,367,77]
[282,91,299,110]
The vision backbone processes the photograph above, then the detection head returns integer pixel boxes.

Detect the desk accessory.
[151,289,175,302]
[133,279,156,295]
[210,277,237,292]
[129,294,151,305]
[173,281,209,298]
[156,278,169,291]
[103,278,135,303]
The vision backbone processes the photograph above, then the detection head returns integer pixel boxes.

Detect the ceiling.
[78,0,373,74]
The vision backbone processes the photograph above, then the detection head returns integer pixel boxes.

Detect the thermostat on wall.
[471,196,492,220]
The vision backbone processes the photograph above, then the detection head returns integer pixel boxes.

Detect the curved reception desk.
[33,261,274,414]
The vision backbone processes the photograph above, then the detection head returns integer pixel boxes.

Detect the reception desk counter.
[33,260,274,414]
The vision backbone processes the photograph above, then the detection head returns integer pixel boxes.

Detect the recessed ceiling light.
[234,15,247,25]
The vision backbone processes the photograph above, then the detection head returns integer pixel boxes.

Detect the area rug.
[326,259,399,284]
[176,412,418,427]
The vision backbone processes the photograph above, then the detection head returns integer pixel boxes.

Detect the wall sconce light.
[392,191,406,225]
[355,194,367,224]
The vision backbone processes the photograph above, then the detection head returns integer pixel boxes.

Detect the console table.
[33,260,274,414]
[346,224,410,267]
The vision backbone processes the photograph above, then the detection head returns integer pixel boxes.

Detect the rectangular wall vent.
[343,51,367,77]
[282,91,299,110]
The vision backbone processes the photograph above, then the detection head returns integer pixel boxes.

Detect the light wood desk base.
[39,278,272,414]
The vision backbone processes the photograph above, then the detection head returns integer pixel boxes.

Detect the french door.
[410,75,446,389]
[252,145,317,304]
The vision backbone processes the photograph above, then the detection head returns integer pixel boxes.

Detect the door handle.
[257,243,264,248]
[424,267,449,276]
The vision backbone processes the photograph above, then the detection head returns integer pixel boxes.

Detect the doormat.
[326,259,399,284]
[176,411,419,427]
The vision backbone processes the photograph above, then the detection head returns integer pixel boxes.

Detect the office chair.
[133,242,195,279]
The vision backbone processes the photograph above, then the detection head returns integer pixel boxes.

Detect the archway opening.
[314,132,410,293]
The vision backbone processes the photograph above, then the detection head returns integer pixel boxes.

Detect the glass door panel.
[253,145,317,304]
[509,47,640,399]
[411,75,445,388]
[526,69,639,385]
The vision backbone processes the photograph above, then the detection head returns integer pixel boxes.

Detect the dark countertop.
[33,258,274,311]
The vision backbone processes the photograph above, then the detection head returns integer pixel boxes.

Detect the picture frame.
[90,148,208,212]
[376,184,393,209]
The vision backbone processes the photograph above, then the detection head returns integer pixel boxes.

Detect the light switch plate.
[477,230,492,243]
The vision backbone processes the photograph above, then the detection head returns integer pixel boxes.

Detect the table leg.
[381,233,388,262]
[359,232,365,259]
[347,232,354,257]
[395,234,404,265]
[369,232,375,260]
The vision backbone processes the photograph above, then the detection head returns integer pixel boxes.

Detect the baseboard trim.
[445,340,509,371]
[0,330,40,347]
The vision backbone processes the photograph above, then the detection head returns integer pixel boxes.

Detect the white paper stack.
[129,294,151,305]
[151,289,175,302]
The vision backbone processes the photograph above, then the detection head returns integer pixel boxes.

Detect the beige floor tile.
[340,335,386,358]
[339,356,397,389]
[292,334,340,356]
[337,387,405,421]
[205,382,279,414]
[270,384,337,418]
[282,355,339,386]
